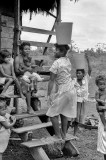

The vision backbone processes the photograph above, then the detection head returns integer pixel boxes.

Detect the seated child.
[95,75,106,160]
[0,50,25,99]
[0,99,16,160]
[20,54,44,87]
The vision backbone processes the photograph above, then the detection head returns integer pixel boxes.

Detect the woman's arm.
[0,65,12,78]
[47,72,57,96]
[85,54,92,76]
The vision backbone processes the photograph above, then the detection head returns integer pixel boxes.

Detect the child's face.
[4,54,11,63]
[98,80,106,91]
[76,70,84,80]
[0,101,6,116]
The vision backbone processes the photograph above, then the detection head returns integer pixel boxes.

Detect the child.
[0,99,16,160]
[70,54,91,136]
[95,75,106,160]
[0,50,25,99]
[46,44,77,140]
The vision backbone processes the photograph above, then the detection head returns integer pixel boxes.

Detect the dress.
[46,57,77,118]
[73,74,90,102]
[0,113,11,153]
[97,116,106,154]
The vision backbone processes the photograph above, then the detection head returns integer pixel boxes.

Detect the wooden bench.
[21,134,78,160]
[12,121,53,134]
[15,108,48,120]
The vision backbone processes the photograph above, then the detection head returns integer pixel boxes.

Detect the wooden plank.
[15,108,48,120]
[21,134,78,148]
[78,122,98,129]
[21,40,54,48]
[22,26,56,35]
[12,121,53,134]
[29,147,50,160]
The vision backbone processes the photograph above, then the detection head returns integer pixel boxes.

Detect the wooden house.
[0,0,62,56]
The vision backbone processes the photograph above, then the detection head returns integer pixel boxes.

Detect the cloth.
[46,57,77,118]
[73,74,90,102]
[0,77,6,85]
[22,71,43,83]
[0,113,11,153]
[97,116,106,154]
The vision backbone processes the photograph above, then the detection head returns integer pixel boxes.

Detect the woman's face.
[23,45,30,56]
[54,48,65,58]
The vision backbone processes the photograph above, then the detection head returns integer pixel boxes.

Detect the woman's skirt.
[46,87,77,118]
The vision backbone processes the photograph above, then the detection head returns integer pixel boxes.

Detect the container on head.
[55,22,73,45]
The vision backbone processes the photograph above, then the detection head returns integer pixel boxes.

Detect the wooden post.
[40,19,57,66]
[13,0,20,57]
[0,12,2,50]
[13,0,21,114]
[56,0,61,23]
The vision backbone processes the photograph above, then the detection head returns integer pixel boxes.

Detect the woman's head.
[76,69,85,80]
[95,75,106,91]
[0,100,6,116]
[0,50,11,63]
[54,44,70,58]
[20,42,30,56]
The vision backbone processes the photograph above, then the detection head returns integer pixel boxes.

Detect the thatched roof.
[0,0,57,14]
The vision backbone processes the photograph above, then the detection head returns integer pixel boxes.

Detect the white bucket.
[55,22,73,45]
[72,52,88,71]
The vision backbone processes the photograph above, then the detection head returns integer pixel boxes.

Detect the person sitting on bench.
[0,49,25,99]
[14,41,41,114]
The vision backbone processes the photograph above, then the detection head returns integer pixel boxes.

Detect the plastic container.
[55,22,73,44]
[72,52,88,71]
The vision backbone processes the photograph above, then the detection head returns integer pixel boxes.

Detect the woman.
[14,42,35,114]
[46,44,77,140]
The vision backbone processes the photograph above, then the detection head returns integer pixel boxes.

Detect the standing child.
[95,75,106,160]
[70,54,91,136]
[0,99,16,160]
[0,50,25,99]
[46,44,77,140]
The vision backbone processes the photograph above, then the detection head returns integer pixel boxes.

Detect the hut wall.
[0,15,14,53]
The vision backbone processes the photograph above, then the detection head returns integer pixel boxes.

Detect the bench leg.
[30,147,50,160]
[13,98,20,114]
[19,132,32,142]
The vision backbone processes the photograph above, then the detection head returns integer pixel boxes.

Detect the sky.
[21,0,106,50]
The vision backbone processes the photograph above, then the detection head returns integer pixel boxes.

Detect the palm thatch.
[0,0,78,14]
[0,0,57,14]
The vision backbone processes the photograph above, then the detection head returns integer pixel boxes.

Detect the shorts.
[0,77,6,85]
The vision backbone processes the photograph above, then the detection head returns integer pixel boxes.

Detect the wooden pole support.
[30,147,50,160]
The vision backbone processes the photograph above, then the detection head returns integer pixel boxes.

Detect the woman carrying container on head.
[46,44,77,140]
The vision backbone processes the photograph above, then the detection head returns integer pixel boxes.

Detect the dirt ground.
[3,99,103,160]
[3,55,106,160]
